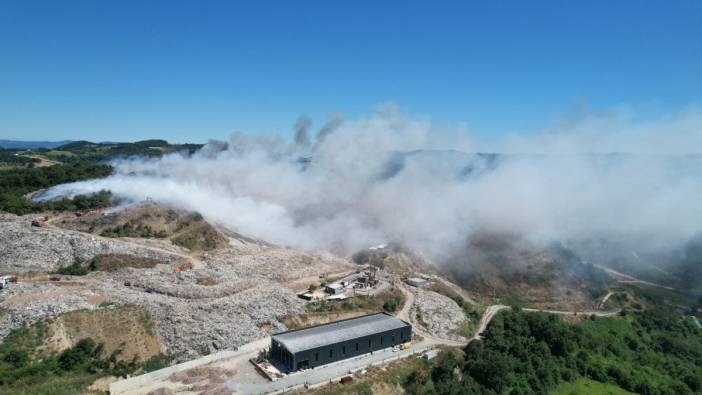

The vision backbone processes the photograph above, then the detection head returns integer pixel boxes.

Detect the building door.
[297,360,309,370]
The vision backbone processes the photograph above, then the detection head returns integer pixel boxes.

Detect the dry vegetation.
[281,288,406,330]
[89,254,168,272]
[54,203,228,252]
[295,354,431,395]
[42,305,162,362]
[195,276,217,286]
[443,233,614,310]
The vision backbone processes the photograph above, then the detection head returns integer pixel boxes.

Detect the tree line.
[0,162,113,215]
[404,308,702,395]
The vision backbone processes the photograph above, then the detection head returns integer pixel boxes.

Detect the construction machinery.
[31,216,47,227]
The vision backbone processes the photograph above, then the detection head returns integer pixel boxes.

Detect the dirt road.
[597,291,614,310]
[397,278,622,348]
[470,304,509,341]
[593,263,675,291]
[521,307,620,317]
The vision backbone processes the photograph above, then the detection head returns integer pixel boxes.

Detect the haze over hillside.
[39,107,702,287]
[0,140,74,149]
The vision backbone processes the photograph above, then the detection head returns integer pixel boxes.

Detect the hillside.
[0,140,73,149]
[2,144,701,394]
[440,233,613,310]
[53,203,229,252]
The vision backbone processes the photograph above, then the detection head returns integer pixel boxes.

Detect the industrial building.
[270,312,412,372]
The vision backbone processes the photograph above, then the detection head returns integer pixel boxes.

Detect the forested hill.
[0,140,72,149]
[404,308,702,395]
[0,139,203,215]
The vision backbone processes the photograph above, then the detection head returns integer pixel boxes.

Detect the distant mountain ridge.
[0,140,73,149]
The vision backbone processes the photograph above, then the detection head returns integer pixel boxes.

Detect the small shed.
[297,292,314,301]
[407,278,429,287]
[325,283,344,295]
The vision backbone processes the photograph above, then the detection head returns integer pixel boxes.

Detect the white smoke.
[40,104,702,260]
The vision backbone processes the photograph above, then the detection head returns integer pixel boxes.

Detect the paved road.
[226,342,435,395]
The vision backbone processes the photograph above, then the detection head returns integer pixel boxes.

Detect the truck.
[0,275,18,286]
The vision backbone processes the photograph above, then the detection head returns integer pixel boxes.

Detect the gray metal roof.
[272,312,410,353]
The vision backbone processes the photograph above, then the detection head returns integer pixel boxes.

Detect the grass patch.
[304,288,406,314]
[454,318,477,339]
[143,354,172,373]
[196,276,217,286]
[301,354,430,395]
[54,254,166,276]
[88,254,165,272]
[551,377,636,395]
[501,291,528,308]
[55,261,90,276]
[0,330,142,395]
[171,222,226,251]
[138,312,156,336]
[100,222,167,238]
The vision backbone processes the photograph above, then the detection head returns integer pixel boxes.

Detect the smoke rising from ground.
[41,105,702,261]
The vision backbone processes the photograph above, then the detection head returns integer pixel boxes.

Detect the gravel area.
[409,287,467,342]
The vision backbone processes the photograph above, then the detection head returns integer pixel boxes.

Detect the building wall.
[272,325,412,372]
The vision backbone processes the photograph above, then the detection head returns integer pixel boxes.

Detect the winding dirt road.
[396,279,622,348]
[593,263,675,291]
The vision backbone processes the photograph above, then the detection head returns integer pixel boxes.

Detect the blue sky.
[0,0,700,143]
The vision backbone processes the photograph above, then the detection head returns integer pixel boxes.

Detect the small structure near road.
[407,277,429,287]
[324,283,344,295]
[297,291,314,301]
[270,312,412,372]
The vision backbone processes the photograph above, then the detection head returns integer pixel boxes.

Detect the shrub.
[56,261,89,276]
[383,296,402,312]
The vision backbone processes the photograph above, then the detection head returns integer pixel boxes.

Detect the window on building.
[380,336,384,345]
[315,352,318,361]
[355,342,359,351]
[368,339,372,348]
[329,349,333,358]
[342,345,346,355]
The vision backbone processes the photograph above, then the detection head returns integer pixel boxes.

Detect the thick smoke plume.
[293,116,312,148]
[41,105,702,262]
